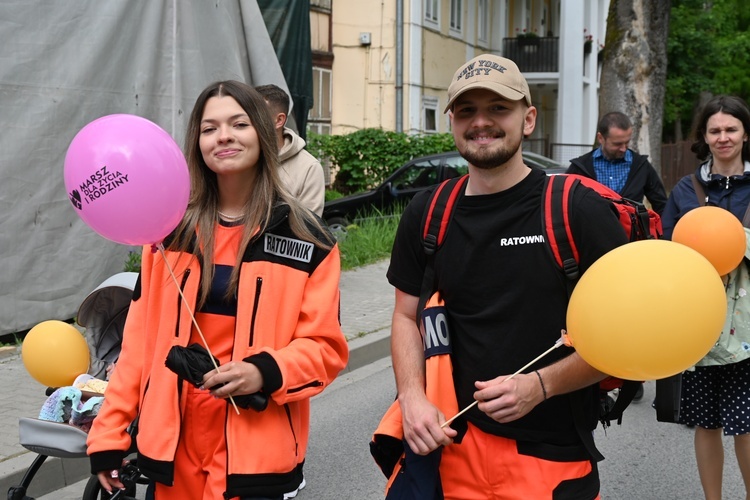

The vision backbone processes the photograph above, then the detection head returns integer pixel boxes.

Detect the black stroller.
[8,272,147,500]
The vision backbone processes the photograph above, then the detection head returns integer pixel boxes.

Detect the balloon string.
[441,338,566,428]
[156,244,240,415]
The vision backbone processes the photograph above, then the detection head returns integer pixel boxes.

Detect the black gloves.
[165,343,268,411]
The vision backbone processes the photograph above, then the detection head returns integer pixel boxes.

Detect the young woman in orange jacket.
[86,80,348,500]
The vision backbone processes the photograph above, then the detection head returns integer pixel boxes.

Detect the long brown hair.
[169,80,333,307]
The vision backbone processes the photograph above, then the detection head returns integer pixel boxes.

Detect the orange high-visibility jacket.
[370,293,459,494]
[87,206,348,498]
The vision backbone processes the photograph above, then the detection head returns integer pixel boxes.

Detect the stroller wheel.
[81,475,138,500]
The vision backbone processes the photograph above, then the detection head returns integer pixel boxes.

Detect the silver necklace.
[217,210,244,221]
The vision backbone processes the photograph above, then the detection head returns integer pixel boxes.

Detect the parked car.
[323,150,565,236]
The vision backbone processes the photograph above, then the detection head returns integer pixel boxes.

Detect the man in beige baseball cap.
[442,53,537,179]
[445,53,532,112]
[386,53,627,497]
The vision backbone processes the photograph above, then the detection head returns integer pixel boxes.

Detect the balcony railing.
[502,37,559,73]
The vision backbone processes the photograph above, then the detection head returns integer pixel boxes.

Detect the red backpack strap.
[542,175,582,282]
[422,175,469,255]
[417,175,469,319]
[544,176,606,461]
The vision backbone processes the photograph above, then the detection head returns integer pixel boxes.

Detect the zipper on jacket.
[249,277,263,346]
[223,397,231,494]
[175,269,191,337]
[288,380,324,393]
[284,405,299,457]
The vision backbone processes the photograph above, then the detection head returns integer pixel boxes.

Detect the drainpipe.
[396,0,403,132]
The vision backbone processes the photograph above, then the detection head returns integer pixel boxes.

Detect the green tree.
[664,0,750,142]
[599,0,671,172]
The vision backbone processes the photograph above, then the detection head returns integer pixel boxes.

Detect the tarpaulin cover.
[258,0,314,139]
[0,0,289,335]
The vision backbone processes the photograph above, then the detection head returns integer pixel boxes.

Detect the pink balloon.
[64,114,190,245]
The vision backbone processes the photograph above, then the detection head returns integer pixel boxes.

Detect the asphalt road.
[309,358,746,500]
[41,357,745,499]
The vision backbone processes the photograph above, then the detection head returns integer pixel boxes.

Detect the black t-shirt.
[387,168,628,446]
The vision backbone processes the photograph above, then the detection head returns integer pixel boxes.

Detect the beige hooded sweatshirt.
[279,127,325,216]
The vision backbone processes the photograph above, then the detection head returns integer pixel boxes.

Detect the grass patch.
[325,189,344,201]
[0,334,21,347]
[337,205,403,270]
[124,250,142,273]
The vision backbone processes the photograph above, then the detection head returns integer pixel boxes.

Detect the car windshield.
[444,155,469,176]
[391,159,441,189]
[523,152,562,170]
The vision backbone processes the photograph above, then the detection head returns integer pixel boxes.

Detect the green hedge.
[308,129,455,194]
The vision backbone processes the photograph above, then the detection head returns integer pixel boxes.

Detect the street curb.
[0,453,89,499]
[0,330,391,498]
[0,346,19,361]
[342,328,391,374]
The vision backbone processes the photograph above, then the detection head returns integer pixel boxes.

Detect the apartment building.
[309,0,609,162]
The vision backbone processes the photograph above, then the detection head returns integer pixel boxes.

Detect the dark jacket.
[567,149,668,215]
[662,161,750,239]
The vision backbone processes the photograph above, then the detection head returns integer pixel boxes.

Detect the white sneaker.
[283,477,306,499]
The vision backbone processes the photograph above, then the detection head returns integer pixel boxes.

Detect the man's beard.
[603,148,626,161]
[460,127,523,170]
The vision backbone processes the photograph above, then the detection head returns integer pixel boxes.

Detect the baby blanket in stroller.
[38,387,104,432]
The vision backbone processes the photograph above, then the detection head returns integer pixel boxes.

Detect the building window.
[308,122,332,135]
[477,0,488,43]
[310,0,331,8]
[308,67,332,135]
[425,0,439,26]
[423,96,438,133]
[450,0,462,32]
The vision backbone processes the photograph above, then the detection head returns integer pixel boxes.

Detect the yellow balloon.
[22,320,90,387]
[566,240,726,380]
